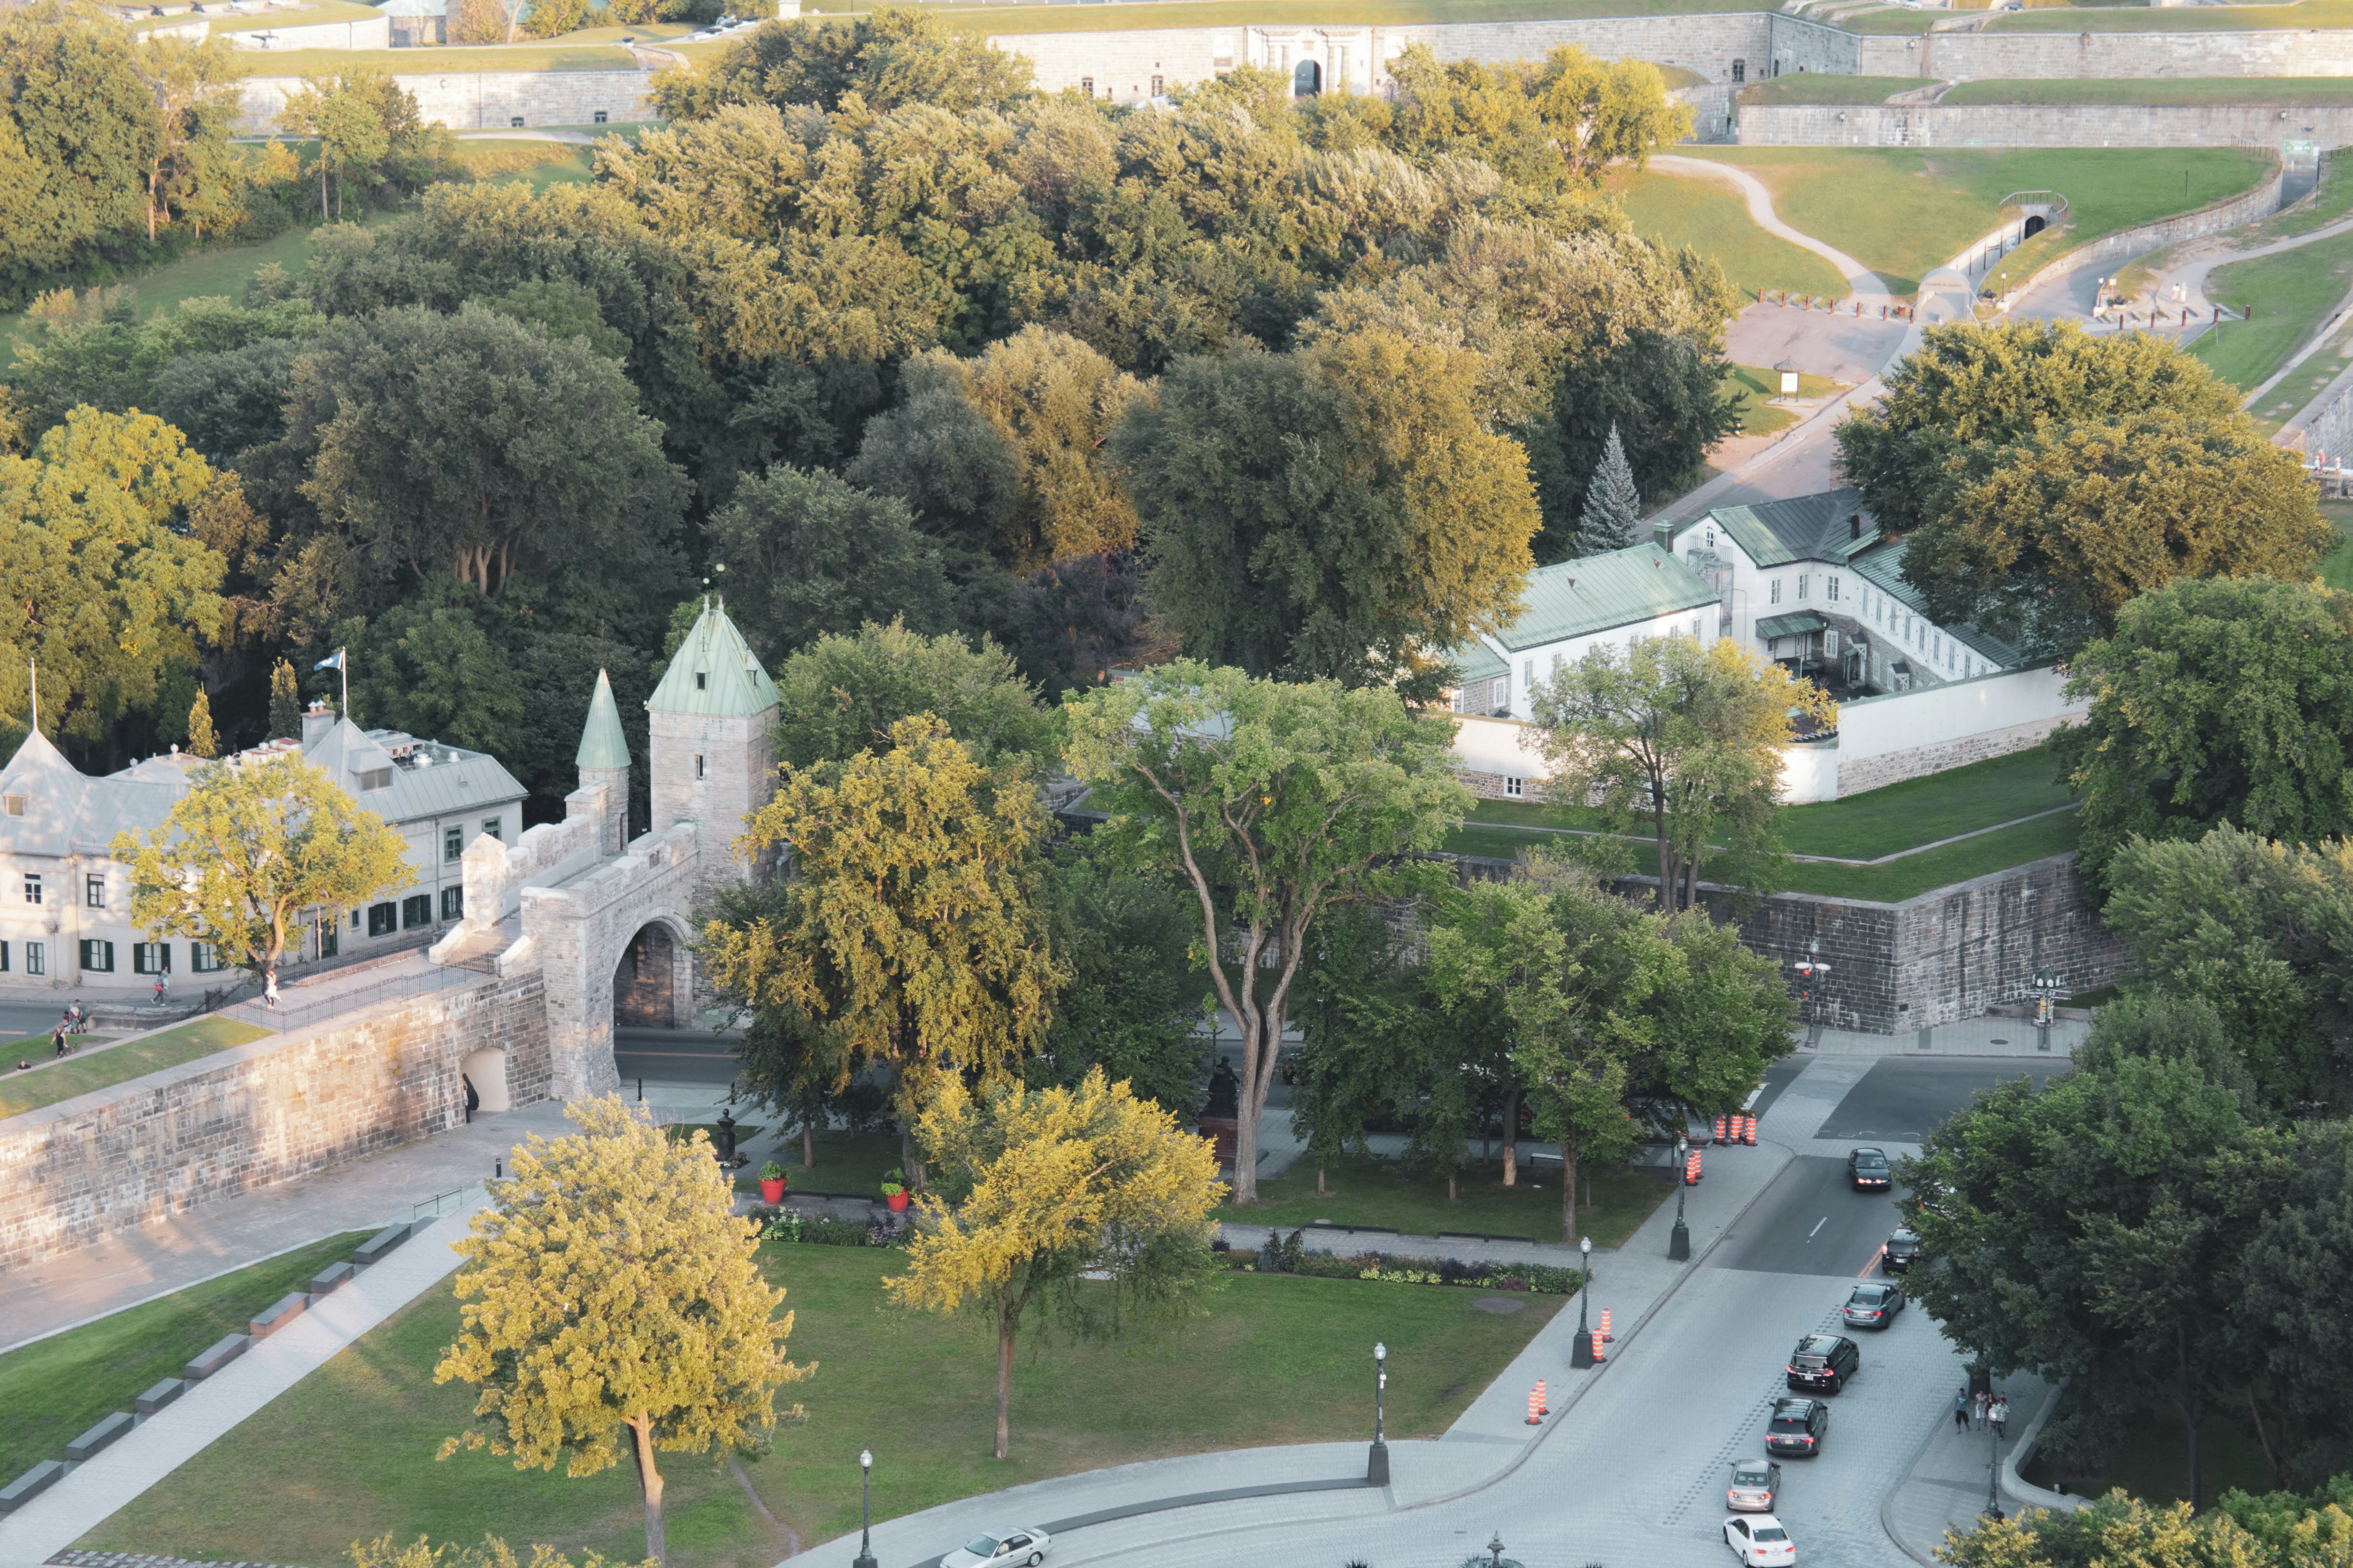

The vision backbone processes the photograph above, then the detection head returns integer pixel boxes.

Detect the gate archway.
[1294,59,1321,95]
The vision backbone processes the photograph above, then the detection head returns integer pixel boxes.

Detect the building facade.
[1446,541,1725,722]
[0,703,524,993]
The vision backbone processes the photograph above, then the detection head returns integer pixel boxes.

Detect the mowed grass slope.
[1609,164,1847,299]
[0,1017,275,1121]
[83,1243,1560,1567]
[1941,76,2353,106]
[2199,229,2353,401]
[1685,147,2273,296]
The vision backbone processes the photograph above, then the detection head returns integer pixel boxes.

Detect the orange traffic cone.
[1600,1307,1614,1342]
[1526,1384,1544,1424]
[1536,1378,1550,1415]
[1713,1115,1728,1145]
[1685,1149,1702,1184]
[1591,1330,1606,1363]
[1743,1115,1758,1145]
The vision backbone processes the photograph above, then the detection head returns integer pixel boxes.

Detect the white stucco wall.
[1492,603,1725,720]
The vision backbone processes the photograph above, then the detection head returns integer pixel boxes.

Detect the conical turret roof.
[647,599,778,718]
[576,668,632,770]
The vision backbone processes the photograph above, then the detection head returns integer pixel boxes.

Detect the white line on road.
[1809,1217,1827,1241]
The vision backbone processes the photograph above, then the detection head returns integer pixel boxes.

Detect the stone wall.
[1739,100,2353,149]
[1855,26,2353,81]
[1700,853,2129,1033]
[1835,716,2073,799]
[0,974,548,1269]
[235,70,656,133]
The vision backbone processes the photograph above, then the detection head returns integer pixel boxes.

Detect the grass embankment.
[1723,362,1848,435]
[892,0,1774,34]
[2242,147,2353,243]
[1685,147,2272,296]
[2321,503,2353,592]
[1444,745,2081,900]
[1942,76,2353,106]
[2198,230,2353,404]
[229,42,647,74]
[1609,164,1847,299]
[82,1243,1559,1566]
[1736,74,1926,106]
[0,1017,276,1121]
[1244,1150,1674,1247]
[0,1230,372,1483]
[1988,0,2353,31]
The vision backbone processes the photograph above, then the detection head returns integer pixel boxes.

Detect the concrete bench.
[309,1260,356,1296]
[64,1410,135,1461]
[249,1291,310,1339]
[0,1459,66,1513]
[184,1332,250,1380]
[135,1377,186,1415]
[354,1222,415,1266]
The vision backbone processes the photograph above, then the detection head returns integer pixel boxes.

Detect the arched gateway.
[430,602,781,1099]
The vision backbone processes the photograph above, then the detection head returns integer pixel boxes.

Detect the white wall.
[229,14,391,48]
[1838,665,2082,764]
[1495,603,1724,719]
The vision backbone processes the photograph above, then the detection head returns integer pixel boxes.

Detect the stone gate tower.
[646,598,780,914]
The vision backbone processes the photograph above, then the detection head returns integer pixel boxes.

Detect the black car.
[1848,1146,1891,1190]
[1765,1396,1830,1457]
[1786,1332,1859,1393]
[1841,1281,1904,1329]
[1882,1227,1922,1273]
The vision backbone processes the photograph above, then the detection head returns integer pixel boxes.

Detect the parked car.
[1786,1333,1859,1393]
[1724,1513,1798,1564]
[1841,1282,1905,1329]
[1765,1396,1829,1456]
[1727,1458,1784,1511]
[942,1528,1052,1568]
[1881,1227,1922,1273]
[1848,1147,1892,1190]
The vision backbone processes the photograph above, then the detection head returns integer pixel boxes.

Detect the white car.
[1724,1513,1796,1565]
[941,1527,1051,1568]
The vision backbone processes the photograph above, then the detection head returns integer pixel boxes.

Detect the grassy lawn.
[743,1127,905,1197]
[0,1017,275,1121]
[0,1230,372,1483]
[1942,76,2353,106]
[1778,810,2082,902]
[229,43,645,74]
[1988,0,2353,31]
[2245,148,2353,243]
[901,0,1774,33]
[1780,742,2073,861]
[83,1243,1559,1566]
[1609,164,1848,300]
[1723,362,1848,436]
[1243,1149,1674,1248]
[2196,228,2353,398]
[1737,74,1925,106]
[2322,503,2353,592]
[1686,148,2270,297]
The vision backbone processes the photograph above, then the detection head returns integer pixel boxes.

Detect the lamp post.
[1570,1235,1596,1367]
[1669,1134,1692,1261]
[853,1450,877,1568]
[1983,1382,2005,1522]
[2033,967,2059,1053]
[1367,1341,1389,1486]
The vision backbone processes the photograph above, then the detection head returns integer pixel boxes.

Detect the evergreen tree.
[185,688,216,758]
[267,658,299,739]
[1575,423,1642,555]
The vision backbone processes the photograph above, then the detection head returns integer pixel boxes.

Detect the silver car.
[941,1527,1051,1568]
[1727,1458,1783,1512]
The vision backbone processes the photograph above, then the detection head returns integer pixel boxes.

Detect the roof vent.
[1565,577,1576,589]
[1849,514,1862,540]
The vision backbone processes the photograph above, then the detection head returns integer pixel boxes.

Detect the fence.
[222,963,478,1033]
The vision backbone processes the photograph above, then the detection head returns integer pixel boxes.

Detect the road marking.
[1856,1252,1881,1279]
[1807,1217,1826,1240]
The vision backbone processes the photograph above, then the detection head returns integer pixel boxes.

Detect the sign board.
[1779,370,1799,396]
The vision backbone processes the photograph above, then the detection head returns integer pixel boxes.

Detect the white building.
[0,703,524,993]
[1663,489,2023,694]
[1445,541,1725,721]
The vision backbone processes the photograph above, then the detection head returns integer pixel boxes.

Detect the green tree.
[1575,422,1641,555]
[705,468,955,663]
[650,5,1031,120]
[126,34,245,244]
[700,715,1062,1187]
[1532,635,1833,911]
[1525,331,1736,564]
[885,1067,1223,1460]
[1028,845,1207,1120]
[2056,577,2353,889]
[112,752,408,978]
[767,621,1053,774]
[278,74,389,220]
[1836,320,2321,658]
[1116,331,1539,689]
[350,1533,650,1568]
[1386,43,1690,192]
[1061,662,1469,1200]
[185,686,216,758]
[0,407,228,750]
[435,1096,807,1566]
[343,589,525,758]
[0,4,159,304]
[268,656,301,740]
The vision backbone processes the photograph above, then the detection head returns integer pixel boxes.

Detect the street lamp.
[853,1450,877,1568]
[2033,968,2060,1053]
[1570,1235,1596,1367]
[1983,1382,2005,1522]
[1367,1341,1389,1486]
[1669,1134,1692,1262]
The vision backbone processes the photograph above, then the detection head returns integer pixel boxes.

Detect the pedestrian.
[1992,1396,2010,1439]
[462,1072,479,1126]
[51,1023,68,1057]
[264,969,279,1011]
[1955,1385,1971,1433]
[1974,1389,1990,1430]
[153,973,168,1005]
[14,1058,28,1072]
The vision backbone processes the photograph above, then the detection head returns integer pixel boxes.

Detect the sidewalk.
[0,1198,488,1568]
[1884,1372,2061,1565]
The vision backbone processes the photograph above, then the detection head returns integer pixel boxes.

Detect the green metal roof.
[648,599,779,718]
[1488,544,1720,652]
[1445,641,1509,684]
[576,668,632,770]
[1756,610,1831,640]
[1674,489,1877,570]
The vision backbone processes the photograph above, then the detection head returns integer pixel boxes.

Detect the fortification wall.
[235,69,656,132]
[1739,99,2353,149]
[1859,26,2353,81]
[0,974,548,1269]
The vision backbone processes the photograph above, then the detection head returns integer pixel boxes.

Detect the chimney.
[1849,514,1863,540]
[301,700,336,749]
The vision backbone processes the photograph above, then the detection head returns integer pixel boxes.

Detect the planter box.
[355,1222,415,1266]
[134,1377,185,1415]
[0,1459,65,1513]
[249,1292,310,1339]
[65,1410,135,1460]
[309,1261,356,1296]
[184,1333,250,1380]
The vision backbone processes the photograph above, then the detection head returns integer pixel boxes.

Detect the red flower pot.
[759,1177,786,1204]
[886,1190,910,1212]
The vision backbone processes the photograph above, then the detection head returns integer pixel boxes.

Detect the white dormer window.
[357,767,392,791]
[695,671,708,691]
[2,794,22,816]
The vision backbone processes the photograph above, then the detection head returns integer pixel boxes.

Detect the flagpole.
[339,648,348,720]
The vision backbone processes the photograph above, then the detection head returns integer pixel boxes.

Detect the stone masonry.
[0,972,547,1269]
[1739,101,2353,151]
[234,69,656,133]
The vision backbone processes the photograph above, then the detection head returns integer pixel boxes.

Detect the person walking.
[1955,1386,1971,1433]
[1974,1389,1991,1431]
[264,970,279,1011]
[461,1072,479,1126]
[51,1022,68,1057]
[1992,1395,2011,1440]
[153,973,169,1005]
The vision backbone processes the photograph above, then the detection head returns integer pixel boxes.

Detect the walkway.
[0,1198,488,1568]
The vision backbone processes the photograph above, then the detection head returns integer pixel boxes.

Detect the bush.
[1236,1229,1582,1294]
[751,1207,899,1247]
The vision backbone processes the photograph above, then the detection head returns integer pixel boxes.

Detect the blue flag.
[314,649,345,672]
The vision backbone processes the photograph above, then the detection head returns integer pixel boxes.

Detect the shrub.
[1232,1233,1581,1294]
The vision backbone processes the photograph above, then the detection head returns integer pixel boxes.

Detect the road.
[613,1026,743,1087]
